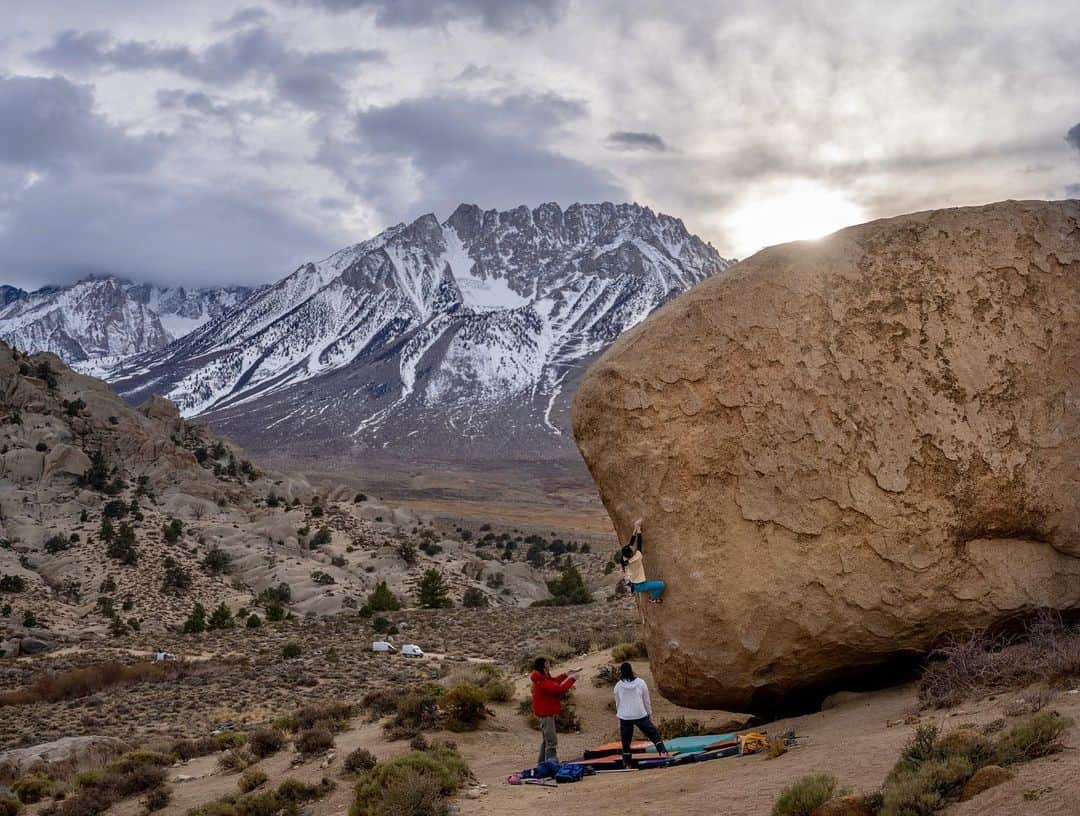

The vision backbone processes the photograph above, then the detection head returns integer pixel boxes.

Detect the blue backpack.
[521,759,561,780]
[554,763,586,783]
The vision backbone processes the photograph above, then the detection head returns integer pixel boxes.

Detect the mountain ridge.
[111,201,732,460]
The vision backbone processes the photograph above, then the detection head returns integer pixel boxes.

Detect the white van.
[401,644,424,657]
[371,641,396,653]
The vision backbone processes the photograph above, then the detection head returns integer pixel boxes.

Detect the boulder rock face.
[572,200,1080,713]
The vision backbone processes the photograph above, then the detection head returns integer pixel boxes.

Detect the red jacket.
[530,670,575,717]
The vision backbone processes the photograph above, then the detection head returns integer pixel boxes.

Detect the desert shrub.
[109,751,174,775]
[13,774,53,804]
[238,769,267,793]
[212,731,247,751]
[74,771,104,788]
[994,711,1071,765]
[0,796,21,816]
[248,728,285,759]
[611,641,648,662]
[276,778,334,803]
[295,728,334,755]
[448,663,513,703]
[310,527,332,548]
[143,786,171,813]
[218,747,252,773]
[207,603,234,630]
[162,557,193,593]
[384,684,445,740]
[919,614,1080,708]
[201,548,232,576]
[167,736,217,761]
[771,773,845,816]
[282,642,302,660]
[887,724,939,783]
[183,603,207,634]
[44,534,72,554]
[657,716,709,740]
[342,747,377,775]
[106,765,167,798]
[879,756,973,816]
[361,689,399,720]
[0,575,27,593]
[461,587,487,608]
[441,683,489,732]
[592,664,620,687]
[286,701,355,733]
[350,748,469,816]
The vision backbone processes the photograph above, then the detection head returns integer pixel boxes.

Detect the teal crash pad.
[645,734,737,754]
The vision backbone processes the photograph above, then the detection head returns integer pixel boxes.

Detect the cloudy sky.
[2,0,1078,290]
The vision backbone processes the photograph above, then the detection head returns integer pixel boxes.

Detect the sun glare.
[724,181,866,259]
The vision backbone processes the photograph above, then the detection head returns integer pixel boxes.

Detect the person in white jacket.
[613,662,668,766]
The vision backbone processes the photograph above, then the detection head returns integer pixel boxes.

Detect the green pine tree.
[207,602,233,630]
[416,569,452,609]
[183,602,207,633]
[365,581,401,613]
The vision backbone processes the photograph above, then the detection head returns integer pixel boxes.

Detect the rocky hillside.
[111,202,732,460]
[0,277,254,377]
[0,344,609,654]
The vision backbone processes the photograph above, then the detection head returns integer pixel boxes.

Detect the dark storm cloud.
[606,131,670,152]
[0,74,162,172]
[32,27,384,110]
[1067,123,1080,153]
[289,0,566,31]
[0,174,336,288]
[321,92,622,217]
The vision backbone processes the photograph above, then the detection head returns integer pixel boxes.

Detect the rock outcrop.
[573,199,1080,712]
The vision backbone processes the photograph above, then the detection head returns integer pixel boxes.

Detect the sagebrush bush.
[447,664,513,703]
[212,731,247,751]
[350,748,469,816]
[12,774,53,804]
[343,747,377,775]
[143,786,171,813]
[610,641,648,662]
[238,769,268,793]
[167,736,217,761]
[217,747,252,773]
[248,728,285,759]
[770,773,845,816]
[441,683,489,732]
[383,684,444,740]
[295,728,334,755]
[994,711,1071,765]
[287,701,354,733]
[0,796,22,816]
[657,716,709,740]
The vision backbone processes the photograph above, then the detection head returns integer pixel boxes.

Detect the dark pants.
[620,716,666,764]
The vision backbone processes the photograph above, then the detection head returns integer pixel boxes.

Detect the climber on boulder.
[621,518,665,603]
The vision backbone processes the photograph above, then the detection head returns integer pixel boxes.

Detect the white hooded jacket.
[614,677,652,720]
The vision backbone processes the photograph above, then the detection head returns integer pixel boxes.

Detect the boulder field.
[572,199,1079,713]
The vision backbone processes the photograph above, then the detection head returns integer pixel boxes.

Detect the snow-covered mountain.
[0,277,255,375]
[112,202,733,459]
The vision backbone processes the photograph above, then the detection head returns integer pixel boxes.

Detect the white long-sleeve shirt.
[614,677,652,720]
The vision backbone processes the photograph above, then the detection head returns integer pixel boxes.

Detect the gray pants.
[537,715,558,764]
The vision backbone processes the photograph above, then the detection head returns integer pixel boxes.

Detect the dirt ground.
[454,650,1080,816]
[83,646,1080,816]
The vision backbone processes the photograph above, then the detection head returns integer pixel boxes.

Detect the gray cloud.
[217,6,273,29]
[320,92,622,218]
[290,0,566,31]
[1066,183,1080,198]
[32,27,384,110]
[0,173,338,288]
[0,74,162,173]
[1067,123,1080,153]
[607,131,670,152]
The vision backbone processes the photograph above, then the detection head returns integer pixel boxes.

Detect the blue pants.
[620,716,666,763]
[631,580,665,601]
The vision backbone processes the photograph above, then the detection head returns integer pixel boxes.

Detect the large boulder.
[572,199,1080,713]
[0,736,128,777]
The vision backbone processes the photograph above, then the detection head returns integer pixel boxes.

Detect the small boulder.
[18,637,53,655]
[959,765,1014,801]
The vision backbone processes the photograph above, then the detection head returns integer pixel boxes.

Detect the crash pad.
[645,734,737,754]
[584,740,651,759]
